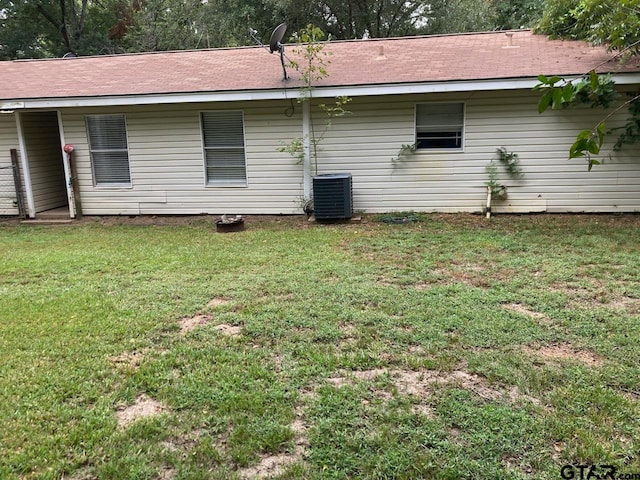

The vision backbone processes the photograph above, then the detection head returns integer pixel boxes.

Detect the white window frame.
[85,114,132,187]
[200,110,248,187]
[414,102,465,152]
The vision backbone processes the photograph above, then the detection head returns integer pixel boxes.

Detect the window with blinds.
[415,103,464,150]
[85,115,131,186]
[201,111,247,185]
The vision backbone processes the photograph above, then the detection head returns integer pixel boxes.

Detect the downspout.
[15,111,35,218]
[302,101,312,201]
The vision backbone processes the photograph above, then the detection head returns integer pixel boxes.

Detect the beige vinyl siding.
[313,91,640,213]
[60,101,303,215]
[21,112,67,213]
[0,114,21,215]
[57,90,640,215]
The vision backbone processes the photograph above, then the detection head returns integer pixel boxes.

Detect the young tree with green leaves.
[277,24,351,210]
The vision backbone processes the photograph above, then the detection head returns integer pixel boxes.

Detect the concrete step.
[21,219,75,225]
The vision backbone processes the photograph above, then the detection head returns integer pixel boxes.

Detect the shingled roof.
[1,30,639,103]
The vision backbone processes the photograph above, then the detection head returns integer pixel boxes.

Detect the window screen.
[416,103,464,150]
[86,115,131,185]
[201,111,247,185]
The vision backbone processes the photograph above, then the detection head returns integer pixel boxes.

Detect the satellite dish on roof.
[269,23,288,81]
[248,22,289,81]
[269,22,287,53]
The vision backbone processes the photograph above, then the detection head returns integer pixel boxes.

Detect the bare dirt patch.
[376,275,401,288]
[325,368,541,406]
[213,323,243,337]
[408,345,426,355]
[608,296,640,313]
[327,368,388,387]
[429,264,490,289]
[179,314,213,335]
[393,369,504,401]
[523,343,604,367]
[238,450,303,479]
[550,283,599,305]
[68,467,96,480]
[338,322,358,349]
[340,322,356,336]
[502,303,550,323]
[413,281,434,291]
[410,403,436,418]
[502,455,533,474]
[155,467,177,480]
[326,375,349,387]
[116,394,168,428]
[237,416,308,479]
[161,429,202,453]
[255,293,296,304]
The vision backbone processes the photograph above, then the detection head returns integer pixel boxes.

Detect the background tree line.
[0,0,545,59]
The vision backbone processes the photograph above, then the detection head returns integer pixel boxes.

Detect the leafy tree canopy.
[1,0,545,59]
[535,0,640,52]
[0,0,124,58]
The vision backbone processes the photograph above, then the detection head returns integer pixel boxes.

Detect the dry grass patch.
[109,349,148,371]
[116,394,168,429]
[502,303,551,323]
[205,297,230,309]
[523,343,605,367]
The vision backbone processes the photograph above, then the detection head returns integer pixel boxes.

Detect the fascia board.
[6,73,640,110]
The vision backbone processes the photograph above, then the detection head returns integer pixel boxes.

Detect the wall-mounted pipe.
[486,185,492,219]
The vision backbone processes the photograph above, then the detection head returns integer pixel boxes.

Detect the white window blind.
[416,103,464,150]
[86,115,131,185]
[201,111,247,185]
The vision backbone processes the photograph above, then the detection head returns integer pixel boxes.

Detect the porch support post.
[302,100,312,201]
[57,111,76,218]
[14,111,35,218]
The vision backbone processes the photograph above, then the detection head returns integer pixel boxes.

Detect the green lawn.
[1,214,639,480]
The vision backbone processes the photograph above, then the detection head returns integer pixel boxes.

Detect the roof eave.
[4,73,640,110]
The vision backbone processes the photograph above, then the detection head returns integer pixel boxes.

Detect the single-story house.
[1,29,639,218]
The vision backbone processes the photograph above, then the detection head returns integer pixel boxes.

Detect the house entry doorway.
[20,111,69,218]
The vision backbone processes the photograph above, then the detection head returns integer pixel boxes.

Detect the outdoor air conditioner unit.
[312,173,353,220]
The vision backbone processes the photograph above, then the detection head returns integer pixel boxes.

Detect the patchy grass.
[1,214,639,479]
